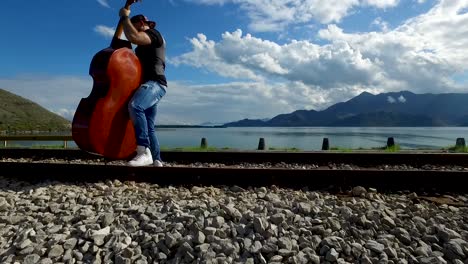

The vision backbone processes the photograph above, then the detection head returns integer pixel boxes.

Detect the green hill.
[0,88,71,133]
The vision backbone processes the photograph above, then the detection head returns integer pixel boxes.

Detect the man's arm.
[121,17,152,46]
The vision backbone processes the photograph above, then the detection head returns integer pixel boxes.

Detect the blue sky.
[1,0,467,125]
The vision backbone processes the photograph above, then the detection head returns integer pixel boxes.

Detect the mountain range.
[223,91,468,127]
[2,88,468,130]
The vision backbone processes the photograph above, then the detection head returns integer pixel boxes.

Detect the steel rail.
[1,148,467,193]
[0,161,466,193]
[1,148,468,166]
[0,135,73,148]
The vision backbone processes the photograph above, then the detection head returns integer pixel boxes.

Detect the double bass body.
[72,40,142,160]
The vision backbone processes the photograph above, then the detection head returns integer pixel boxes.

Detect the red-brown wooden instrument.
[72,0,142,160]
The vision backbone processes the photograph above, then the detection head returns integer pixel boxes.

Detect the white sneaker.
[128,146,153,167]
[153,160,163,167]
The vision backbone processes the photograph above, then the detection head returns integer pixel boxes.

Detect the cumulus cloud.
[159,80,336,124]
[170,32,262,81]
[1,75,335,125]
[319,0,468,92]
[363,0,399,8]
[172,29,379,88]
[185,0,401,32]
[174,0,468,102]
[5,0,467,125]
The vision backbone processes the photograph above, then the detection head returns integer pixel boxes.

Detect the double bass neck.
[113,0,141,44]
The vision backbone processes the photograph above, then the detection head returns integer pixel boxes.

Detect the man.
[119,8,167,167]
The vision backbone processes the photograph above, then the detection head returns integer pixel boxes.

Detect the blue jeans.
[128,81,166,161]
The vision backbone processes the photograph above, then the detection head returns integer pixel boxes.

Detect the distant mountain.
[199,122,225,127]
[224,91,468,127]
[0,88,71,132]
[327,111,437,126]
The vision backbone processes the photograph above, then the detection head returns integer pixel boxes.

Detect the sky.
[1,0,468,125]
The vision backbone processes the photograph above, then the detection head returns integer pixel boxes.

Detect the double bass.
[72,0,142,160]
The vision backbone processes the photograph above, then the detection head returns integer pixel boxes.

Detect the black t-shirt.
[135,29,167,86]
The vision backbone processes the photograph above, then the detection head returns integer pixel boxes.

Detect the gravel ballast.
[0,175,467,264]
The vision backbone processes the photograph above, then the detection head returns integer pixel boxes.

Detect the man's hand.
[119,7,130,18]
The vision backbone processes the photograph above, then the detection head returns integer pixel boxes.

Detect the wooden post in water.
[456,138,465,148]
[258,138,266,150]
[387,137,395,148]
[322,138,329,150]
[200,138,208,149]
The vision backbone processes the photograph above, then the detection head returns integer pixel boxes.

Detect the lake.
[156,127,468,150]
[8,127,467,150]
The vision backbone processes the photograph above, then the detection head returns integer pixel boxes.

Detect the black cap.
[130,14,156,28]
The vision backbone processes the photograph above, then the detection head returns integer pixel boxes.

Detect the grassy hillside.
[0,88,71,133]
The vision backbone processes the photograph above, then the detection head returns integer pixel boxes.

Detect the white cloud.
[371,17,390,32]
[185,0,402,32]
[387,96,396,103]
[96,0,110,8]
[318,0,468,93]
[170,31,263,81]
[363,0,399,8]
[0,75,336,125]
[159,80,335,124]
[94,25,130,41]
[166,0,468,123]
[94,25,115,39]
[175,0,468,98]
[172,29,379,88]
[4,0,468,125]
[54,108,76,120]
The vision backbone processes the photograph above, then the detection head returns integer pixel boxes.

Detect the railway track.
[0,148,467,193]
[2,149,467,264]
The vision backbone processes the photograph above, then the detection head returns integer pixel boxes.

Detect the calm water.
[156,127,468,150]
[9,127,468,150]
